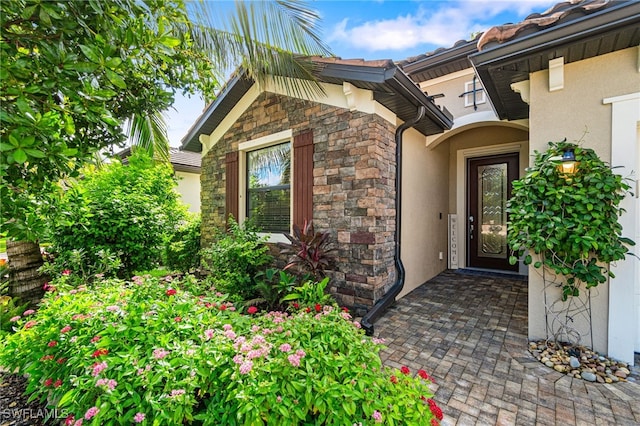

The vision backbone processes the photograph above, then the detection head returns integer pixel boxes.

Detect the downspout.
[361,106,426,336]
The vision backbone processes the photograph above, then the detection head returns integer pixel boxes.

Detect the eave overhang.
[470,0,640,121]
[181,60,453,153]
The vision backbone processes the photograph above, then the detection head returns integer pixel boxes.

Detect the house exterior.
[183,0,639,364]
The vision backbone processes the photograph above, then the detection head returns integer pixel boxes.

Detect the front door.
[468,153,519,271]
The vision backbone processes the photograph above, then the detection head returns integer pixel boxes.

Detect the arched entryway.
[428,120,529,274]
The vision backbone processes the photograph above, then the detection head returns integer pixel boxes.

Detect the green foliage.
[39,248,122,286]
[248,268,299,311]
[0,275,441,425]
[1,0,329,243]
[48,151,187,277]
[201,218,272,300]
[163,213,201,272]
[282,276,335,308]
[280,220,335,280]
[507,140,634,299]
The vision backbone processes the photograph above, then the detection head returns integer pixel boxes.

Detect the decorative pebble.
[528,340,633,385]
[569,357,580,368]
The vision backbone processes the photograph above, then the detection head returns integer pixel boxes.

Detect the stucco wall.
[399,127,449,298]
[175,171,200,213]
[200,91,398,314]
[421,71,494,120]
[528,48,639,355]
[446,125,529,214]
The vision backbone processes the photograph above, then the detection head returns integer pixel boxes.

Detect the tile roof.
[477,0,613,51]
[169,148,201,173]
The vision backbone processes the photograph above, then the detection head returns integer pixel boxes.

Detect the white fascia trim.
[419,68,475,89]
[238,129,292,151]
[201,83,261,157]
[603,92,640,104]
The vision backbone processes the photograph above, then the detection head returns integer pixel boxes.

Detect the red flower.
[219,304,227,311]
[65,415,75,426]
[400,366,410,375]
[314,304,322,313]
[24,320,37,329]
[292,302,300,309]
[41,355,54,361]
[341,306,349,312]
[417,369,434,381]
[247,306,258,314]
[91,335,101,343]
[54,379,63,388]
[431,419,439,426]
[205,302,213,308]
[174,316,182,322]
[44,378,53,387]
[390,375,398,384]
[62,269,71,276]
[427,399,443,421]
[165,288,177,296]
[48,341,58,347]
[305,307,311,313]
[92,348,109,358]
[57,358,67,364]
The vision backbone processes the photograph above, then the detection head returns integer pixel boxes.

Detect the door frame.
[454,142,527,272]
[467,153,519,271]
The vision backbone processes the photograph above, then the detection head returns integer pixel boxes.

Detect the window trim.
[238,130,293,243]
[464,80,486,107]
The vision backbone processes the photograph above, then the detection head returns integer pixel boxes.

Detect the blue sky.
[168,0,558,147]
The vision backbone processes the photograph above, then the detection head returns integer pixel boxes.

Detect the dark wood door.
[468,153,519,271]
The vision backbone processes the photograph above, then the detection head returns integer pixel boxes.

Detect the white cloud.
[327,0,557,53]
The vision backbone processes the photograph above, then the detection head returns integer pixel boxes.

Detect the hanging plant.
[507,140,635,300]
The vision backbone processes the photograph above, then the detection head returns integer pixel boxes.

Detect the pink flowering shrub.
[0,274,440,425]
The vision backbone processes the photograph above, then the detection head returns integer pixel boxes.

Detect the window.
[463,79,486,108]
[245,142,291,233]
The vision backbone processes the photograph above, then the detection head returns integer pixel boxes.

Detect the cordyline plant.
[280,220,335,280]
[507,140,635,300]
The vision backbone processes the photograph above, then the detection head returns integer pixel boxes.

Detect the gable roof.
[471,0,640,120]
[181,57,454,152]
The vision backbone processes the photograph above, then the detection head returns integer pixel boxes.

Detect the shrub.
[279,220,335,280]
[201,218,272,300]
[163,213,201,272]
[0,275,442,425]
[49,151,188,277]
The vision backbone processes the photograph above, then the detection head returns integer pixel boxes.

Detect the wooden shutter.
[225,151,239,224]
[293,131,314,228]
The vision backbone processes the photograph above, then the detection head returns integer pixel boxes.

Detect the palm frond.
[125,111,170,163]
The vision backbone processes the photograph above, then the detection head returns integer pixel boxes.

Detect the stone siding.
[201,92,397,314]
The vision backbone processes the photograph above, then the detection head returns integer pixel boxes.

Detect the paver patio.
[374,270,640,425]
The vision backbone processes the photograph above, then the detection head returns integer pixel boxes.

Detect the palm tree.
[3,0,330,302]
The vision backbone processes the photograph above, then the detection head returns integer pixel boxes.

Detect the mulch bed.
[0,372,46,426]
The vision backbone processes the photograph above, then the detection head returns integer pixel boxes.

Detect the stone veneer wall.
[201,92,397,314]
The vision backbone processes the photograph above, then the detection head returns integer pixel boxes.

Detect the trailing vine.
[507,140,635,300]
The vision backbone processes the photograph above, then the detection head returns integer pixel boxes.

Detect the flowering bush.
[0,275,441,425]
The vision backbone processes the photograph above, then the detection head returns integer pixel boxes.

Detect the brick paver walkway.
[375,270,640,425]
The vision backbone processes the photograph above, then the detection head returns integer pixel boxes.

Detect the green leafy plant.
[507,140,635,300]
[0,274,442,425]
[201,217,272,300]
[280,220,335,280]
[247,268,298,311]
[48,152,187,277]
[163,213,202,272]
[282,276,335,308]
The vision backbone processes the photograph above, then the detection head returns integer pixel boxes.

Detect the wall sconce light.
[558,149,578,174]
